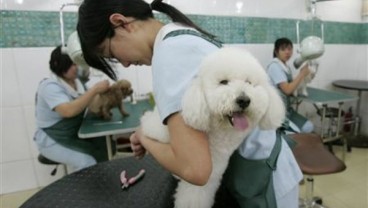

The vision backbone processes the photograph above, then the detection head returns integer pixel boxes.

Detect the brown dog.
[88,79,133,120]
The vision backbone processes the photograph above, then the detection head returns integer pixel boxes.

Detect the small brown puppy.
[89,79,133,120]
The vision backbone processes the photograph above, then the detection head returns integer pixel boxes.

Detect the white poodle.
[293,60,319,97]
[141,47,285,208]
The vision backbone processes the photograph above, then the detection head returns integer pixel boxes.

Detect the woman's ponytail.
[150,0,215,38]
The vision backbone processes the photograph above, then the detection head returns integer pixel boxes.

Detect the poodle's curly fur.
[88,79,133,120]
[293,60,318,97]
[141,48,285,208]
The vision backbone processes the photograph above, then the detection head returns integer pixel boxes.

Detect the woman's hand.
[54,80,110,118]
[92,80,110,94]
[300,64,311,77]
[279,64,311,95]
[130,128,147,159]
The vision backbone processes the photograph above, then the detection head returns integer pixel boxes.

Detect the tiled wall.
[1,11,367,48]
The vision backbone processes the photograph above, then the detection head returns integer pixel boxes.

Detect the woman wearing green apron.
[34,46,110,172]
[76,0,304,206]
[267,37,314,133]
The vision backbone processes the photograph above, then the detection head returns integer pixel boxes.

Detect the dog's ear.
[259,84,285,130]
[119,80,131,89]
[106,82,122,101]
[181,78,210,132]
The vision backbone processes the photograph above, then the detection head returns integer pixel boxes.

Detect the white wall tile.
[166,0,305,18]
[314,45,366,83]
[317,0,364,23]
[13,48,53,106]
[130,66,153,97]
[23,105,39,158]
[1,49,22,107]
[241,0,304,19]
[164,0,364,22]
[1,160,37,194]
[1,107,32,163]
[232,44,274,69]
[1,0,79,11]
[357,47,368,79]
[32,158,65,188]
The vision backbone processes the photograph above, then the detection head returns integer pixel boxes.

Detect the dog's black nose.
[236,95,251,110]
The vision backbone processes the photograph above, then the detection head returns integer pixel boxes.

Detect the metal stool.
[38,154,68,176]
[315,106,343,138]
[314,104,350,154]
[291,133,346,208]
[112,134,134,159]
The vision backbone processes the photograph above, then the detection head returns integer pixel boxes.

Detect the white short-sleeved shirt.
[152,23,302,200]
[34,77,85,147]
[267,58,291,87]
[152,23,220,123]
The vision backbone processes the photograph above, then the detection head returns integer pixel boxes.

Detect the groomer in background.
[34,45,110,172]
[267,37,314,133]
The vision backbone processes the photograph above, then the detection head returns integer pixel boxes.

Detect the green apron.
[42,112,109,162]
[163,29,223,47]
[37,78,109,163]
[272,64,307,132]
[223,130,283,208]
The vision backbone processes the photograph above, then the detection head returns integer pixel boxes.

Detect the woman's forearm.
[141,136,211,186]
[141,114,212,186]
[282,74,305,95]
[55,80,109,118]
[55,87,98,118]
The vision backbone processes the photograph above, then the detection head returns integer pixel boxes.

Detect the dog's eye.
[245,80,252,85]
[219,80,228,85]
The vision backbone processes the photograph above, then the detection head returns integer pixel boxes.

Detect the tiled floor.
[1,147,367,208]
[1,188,41,208]
[299,146,368,208]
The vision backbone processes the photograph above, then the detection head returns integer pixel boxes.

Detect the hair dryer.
[61,31,90,80]
[293,36,324,69]
[61,31,88,69]
[60,3,89,80]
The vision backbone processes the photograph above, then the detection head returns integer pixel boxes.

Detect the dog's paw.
[301,87,309,97]
[293,90,298,97]
[121,111,130,117]
[141,109,170,143]
[102,113,112,120]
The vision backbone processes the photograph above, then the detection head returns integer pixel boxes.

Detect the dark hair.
[49,45,73,77]
[77,0,214,80]
[273,37,293,58]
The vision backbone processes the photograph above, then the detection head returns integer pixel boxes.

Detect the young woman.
[34,46,110,171]
[267,37,314,133]
[77,0,302,207]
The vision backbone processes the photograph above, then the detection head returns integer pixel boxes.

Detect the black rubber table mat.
[21,155,177,208]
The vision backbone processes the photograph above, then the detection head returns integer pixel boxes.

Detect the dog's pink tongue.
[232,113,249,131]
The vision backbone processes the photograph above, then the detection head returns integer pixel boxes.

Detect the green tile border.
[1,10,367,48]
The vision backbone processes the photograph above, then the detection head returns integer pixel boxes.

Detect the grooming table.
[333,79,368,148]
[295,87,357,160]
[20,155,239,208]
[20,155,177,208]
[79,99,153,160]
